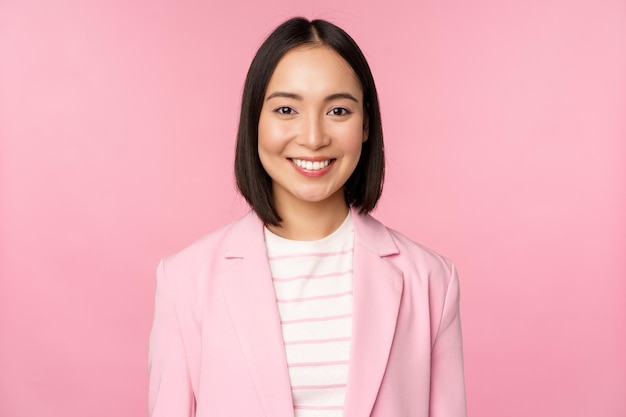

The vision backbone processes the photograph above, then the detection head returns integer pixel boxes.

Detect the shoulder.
[389,226,455,277]
[355,211,457,286]
[159,211,262,279]
[161,220,232,269]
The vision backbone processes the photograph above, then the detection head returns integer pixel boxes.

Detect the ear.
[362,114,369,143]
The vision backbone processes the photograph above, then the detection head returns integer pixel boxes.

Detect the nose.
[298,115,329,150]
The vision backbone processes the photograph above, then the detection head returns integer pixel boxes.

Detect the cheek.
[258,116,291,152]
[257,122,276,158]
[334,121,367,152]
[257,116,270,148]
[257,116,286,176]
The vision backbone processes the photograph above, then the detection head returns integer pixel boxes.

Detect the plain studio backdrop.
[1,0,625,416]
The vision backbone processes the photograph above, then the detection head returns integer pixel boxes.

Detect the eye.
[275,106,297,115]
[328,107,351,116]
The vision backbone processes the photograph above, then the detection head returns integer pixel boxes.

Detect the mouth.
[290,158,334,171]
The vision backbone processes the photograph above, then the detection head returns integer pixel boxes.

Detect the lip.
[290,156,332,162]
[289,158,335,177]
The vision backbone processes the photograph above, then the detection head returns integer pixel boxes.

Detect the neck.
[267,193,349,241]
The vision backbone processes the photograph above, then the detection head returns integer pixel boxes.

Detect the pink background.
[1,0,625,416]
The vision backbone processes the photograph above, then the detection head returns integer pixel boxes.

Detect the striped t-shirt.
[264,213,354,417]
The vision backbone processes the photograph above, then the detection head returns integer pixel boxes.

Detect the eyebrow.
[265,91,359,103]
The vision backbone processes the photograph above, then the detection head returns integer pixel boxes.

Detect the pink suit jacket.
[149,208,467,417]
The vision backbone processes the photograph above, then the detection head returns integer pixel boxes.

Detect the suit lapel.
[217,210,402,417]
[343,210,404,417]
[219,212,294,417]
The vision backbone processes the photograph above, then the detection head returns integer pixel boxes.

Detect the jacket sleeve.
[148,259,196,417]
[429,262,467,417]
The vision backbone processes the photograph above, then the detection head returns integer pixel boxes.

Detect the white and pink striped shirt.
[264,213,354,417]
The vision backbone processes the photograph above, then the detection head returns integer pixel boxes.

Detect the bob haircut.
[235,17,385,226]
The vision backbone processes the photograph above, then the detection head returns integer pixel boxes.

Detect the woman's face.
[258,45,368,214]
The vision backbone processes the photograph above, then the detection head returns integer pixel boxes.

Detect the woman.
[149,17,467,417]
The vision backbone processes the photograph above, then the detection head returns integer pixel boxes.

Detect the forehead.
[266,45,362,95]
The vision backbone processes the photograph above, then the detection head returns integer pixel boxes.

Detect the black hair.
[235,17,384,226]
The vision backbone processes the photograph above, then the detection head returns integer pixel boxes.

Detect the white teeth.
[292,158,331,171]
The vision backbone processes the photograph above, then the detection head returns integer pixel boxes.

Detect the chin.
[297,191,344,205]
[296,195,331,204]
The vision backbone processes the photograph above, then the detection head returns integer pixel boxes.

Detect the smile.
[290,158,333,171]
